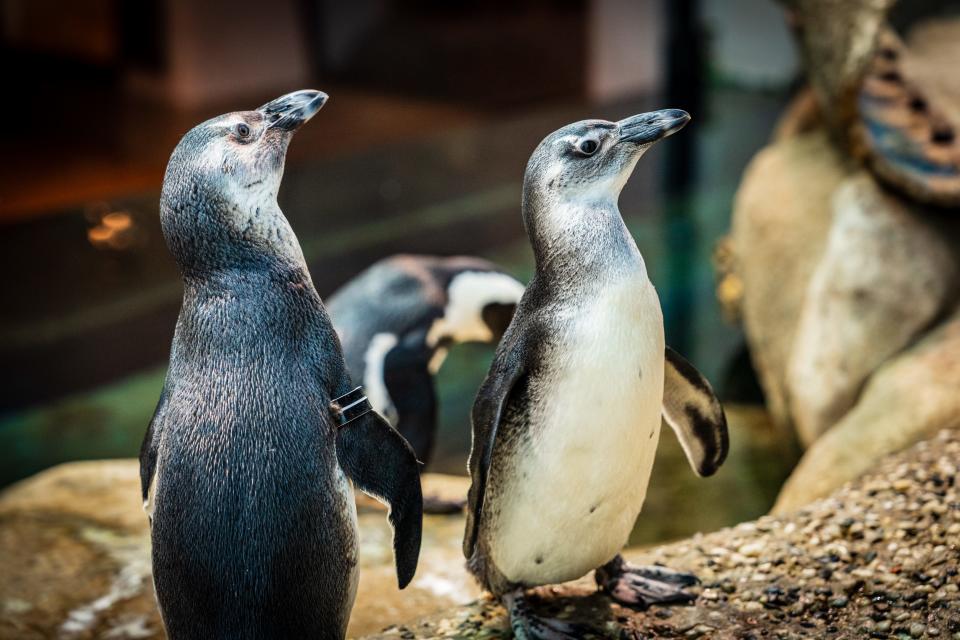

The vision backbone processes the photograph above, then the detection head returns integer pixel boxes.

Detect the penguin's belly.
[490,278,665,587]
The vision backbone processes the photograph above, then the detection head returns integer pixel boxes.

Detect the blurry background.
[2,0,944,544]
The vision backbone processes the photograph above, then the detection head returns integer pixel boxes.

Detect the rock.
[774,305,960,513]
[779,0,894,135]
[727,16,960,511]
[904,18,960,126]
[732,133,960,450]
[0,462,478,639]
[728,17,960,486]
[770,87,822,143]
[730,129,848,431]
[0,461,155,640]
[785,174,960,443]
[363,430,960,638]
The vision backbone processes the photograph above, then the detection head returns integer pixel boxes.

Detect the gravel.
[367,430,960,639]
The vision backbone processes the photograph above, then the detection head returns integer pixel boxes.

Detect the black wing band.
[331,386,373,427]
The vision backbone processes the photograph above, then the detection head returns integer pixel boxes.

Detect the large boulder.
[730,129,847,431]
[730,18,960,506]
[786,174,959,444]
[733,137,960,502]
[775,304,960,513]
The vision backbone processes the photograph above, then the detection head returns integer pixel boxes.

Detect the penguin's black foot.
[595,555,698,610]
[422,494,466,515]
[502,590,592,640]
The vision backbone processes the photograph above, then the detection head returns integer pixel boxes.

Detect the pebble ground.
[369,430,960,639]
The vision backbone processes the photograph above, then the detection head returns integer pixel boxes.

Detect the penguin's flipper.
[138,387,168,518]
[662,347,729,477]
[464,336,527,559]
[334,407,423,589]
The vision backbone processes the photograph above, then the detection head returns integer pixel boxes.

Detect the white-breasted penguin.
[327,254,524,500]
[463,110,729,638]
[140,90,423,640]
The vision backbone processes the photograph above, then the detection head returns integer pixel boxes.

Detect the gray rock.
[727,18,960,502]
[7,430,960,639]
[731,130,846,431]
[786,174,959,444]
[775,304,960,513]
[0,405,801,639]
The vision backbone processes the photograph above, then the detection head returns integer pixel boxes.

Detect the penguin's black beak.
[259,89,329,132]
[617,109,691,145]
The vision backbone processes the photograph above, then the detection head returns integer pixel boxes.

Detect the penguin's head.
[522,109,690,224]
[160,89,328,273]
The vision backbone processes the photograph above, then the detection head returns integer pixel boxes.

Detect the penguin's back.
[152,310,357,638]
[327,256,446,365]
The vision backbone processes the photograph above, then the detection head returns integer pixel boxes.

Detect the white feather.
[363,332,399,425]
[144,466,158,520]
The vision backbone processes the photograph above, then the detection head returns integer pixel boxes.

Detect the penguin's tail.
[466,546,514,596]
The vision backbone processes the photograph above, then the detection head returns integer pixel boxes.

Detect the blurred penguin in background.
[328,255,524,512]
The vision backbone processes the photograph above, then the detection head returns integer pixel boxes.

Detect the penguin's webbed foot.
[595,555,698,610]
[502,590,592,640]
[422,494,466,515]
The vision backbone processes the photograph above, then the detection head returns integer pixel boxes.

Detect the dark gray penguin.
[463,110,729,639]
[140,90,423,640]
[327,254,524,471]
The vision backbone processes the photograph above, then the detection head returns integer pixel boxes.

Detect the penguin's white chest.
[490,276,665,586]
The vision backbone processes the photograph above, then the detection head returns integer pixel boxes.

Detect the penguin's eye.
[235,123,252,140]
[577,139,599,156]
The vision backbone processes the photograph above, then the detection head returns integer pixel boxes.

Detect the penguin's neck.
[527,197,645,289]
[165,193,309,278]
[175,263,322,356]
[183,261,315,308]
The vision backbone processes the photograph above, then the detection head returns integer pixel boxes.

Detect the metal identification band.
[331,386,372,428]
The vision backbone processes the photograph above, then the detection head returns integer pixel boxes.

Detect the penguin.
[326,254,524,502]
[139,90,423,640]
[463,109,729,638]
